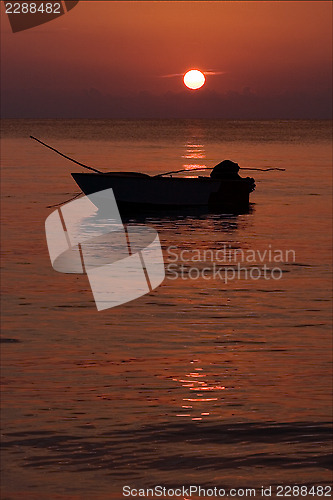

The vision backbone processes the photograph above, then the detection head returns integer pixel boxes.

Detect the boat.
[71,161,256,213]
[29,137,256,213]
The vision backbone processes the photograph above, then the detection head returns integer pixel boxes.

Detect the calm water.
[1,120,332,499]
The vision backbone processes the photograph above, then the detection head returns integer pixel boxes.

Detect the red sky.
[1,1,332,118]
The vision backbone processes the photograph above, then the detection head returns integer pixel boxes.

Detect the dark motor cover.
[210,160,241,179]
[210,160,255,192]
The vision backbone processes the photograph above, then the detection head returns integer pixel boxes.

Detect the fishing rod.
[30,135,285,177]
[46,192,83,209]
[30,136,102,174]
[155,166,285,177]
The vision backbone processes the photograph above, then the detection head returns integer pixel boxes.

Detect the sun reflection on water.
[173,359,226,421]
[182,141,208,175]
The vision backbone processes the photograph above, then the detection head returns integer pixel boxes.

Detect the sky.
[1,1,332,118]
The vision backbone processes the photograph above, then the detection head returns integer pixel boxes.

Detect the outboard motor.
[245,176,256,193]
[210,159,255,193]
[210,160,241,179]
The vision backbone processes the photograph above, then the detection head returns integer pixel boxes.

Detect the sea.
[1,119,332,499]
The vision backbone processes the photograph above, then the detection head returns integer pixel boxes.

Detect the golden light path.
[183,69,206,90]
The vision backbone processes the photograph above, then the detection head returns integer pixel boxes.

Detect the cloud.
[204,71,226,76]
[160,70,226,78]
[2,86,332,120]
[159,73,184,78]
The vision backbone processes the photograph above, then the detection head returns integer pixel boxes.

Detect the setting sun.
[183,69,206,90]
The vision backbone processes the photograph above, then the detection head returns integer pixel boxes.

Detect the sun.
[183,69,206,90]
